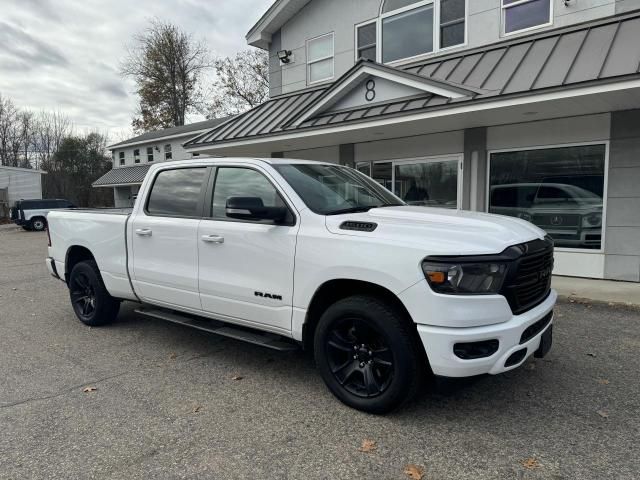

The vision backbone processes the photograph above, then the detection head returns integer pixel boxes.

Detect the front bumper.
[415,289,557,377]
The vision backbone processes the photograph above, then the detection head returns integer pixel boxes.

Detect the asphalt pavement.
[1,225,639,479]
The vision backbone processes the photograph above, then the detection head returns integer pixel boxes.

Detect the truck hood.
[325,206,546,256]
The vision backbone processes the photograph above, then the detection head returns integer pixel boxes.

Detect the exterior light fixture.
[277,50,292,64]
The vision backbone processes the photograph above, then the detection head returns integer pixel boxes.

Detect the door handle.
[201,234,224,244]
[135,228,152,237]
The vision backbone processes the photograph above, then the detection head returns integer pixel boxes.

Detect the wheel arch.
[65,245,96,283]
[302,279,419,353]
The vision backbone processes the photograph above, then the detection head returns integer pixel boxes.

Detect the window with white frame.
[373,0,466,64]
[502,0,552,35]
[147,146,154,162]
[307,33,334,84]
[119,152,125,166]
[133,148,141,164]
[356,22,377,61]
[164,144,172,160]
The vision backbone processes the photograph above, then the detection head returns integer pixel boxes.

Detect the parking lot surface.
[1,225,639,479]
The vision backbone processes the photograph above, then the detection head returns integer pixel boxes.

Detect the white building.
[179,0,640,282]
[95,118,230,207]
[0,166,45,217]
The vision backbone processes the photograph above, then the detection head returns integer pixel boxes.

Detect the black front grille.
[501,238,554,315]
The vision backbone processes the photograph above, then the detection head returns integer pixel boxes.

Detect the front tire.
[68,260,120,326]
[313,295,425,414]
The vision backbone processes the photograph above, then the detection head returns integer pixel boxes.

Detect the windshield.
[274,164,404,215]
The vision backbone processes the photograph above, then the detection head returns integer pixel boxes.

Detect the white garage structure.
[0,166,45,218]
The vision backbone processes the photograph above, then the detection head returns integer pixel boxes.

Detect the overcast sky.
[0,0,273,140]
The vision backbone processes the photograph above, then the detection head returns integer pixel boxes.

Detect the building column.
[463,127,487,211]
[604,109,640,281]
[339,144,355,167]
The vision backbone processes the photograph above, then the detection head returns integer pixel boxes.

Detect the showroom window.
[378,0,466,63]
[307,33,334,84]
[489,144,606,250]
[502,0,552,35]
[357,156,461,208]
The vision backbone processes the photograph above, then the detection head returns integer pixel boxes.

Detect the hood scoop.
[340,221,378,232]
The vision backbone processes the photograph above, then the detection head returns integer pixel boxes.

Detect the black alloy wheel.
[68,260,120,326]
[326,317,394,398]
[314,295,425,414]
[70,271,97,320]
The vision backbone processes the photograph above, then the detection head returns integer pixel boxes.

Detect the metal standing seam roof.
[108,117,233,149]
[185,11,640,148]
[92,164,151,187]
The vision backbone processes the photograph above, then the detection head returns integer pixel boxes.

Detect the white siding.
[0,167,43,205]
[110,135,199,168]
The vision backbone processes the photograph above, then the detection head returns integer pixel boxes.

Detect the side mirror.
[225,197,288,223]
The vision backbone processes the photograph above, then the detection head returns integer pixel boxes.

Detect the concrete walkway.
[553,275,640,307]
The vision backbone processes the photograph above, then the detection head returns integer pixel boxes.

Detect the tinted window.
[382,5,434,63]
[212,168,286,219]
[489,145,605,250]
[147,168,207,217]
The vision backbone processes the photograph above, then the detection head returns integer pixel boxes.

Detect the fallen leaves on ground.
[586,352,597,357]
[192,405,202,414]
[597,379,610,385]
[82,386,97,393]
[358,439,377,453]
[231,375,244,381]
[522,458,541,469]
[597,409,609,418]
[168,352,177,360]
[403,464,424,479]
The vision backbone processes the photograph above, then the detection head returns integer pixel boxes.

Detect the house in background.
[180,0,640,283]
[0,166,45,217]
[94,118,230,207]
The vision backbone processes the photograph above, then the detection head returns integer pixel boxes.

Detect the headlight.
[422,261,508,295]
[582,213,601,228]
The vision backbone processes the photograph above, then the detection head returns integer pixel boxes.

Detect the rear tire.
[68,260,120,326]
[313,295,424,414]
[30,217,47,232]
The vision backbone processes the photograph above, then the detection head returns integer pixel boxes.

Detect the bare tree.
[121,19,210,133]
[206,49,269,118]
[33,111,72,169]
[0,94,19,166]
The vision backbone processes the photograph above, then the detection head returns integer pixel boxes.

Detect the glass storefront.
[489,144,606,250]
[357,157,460,208]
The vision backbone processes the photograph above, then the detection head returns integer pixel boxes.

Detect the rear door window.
[146,168,207,217]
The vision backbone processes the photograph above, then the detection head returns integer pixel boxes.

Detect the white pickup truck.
[46,158,556,413]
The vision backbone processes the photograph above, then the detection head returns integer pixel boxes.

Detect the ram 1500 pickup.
[46,158,556,413]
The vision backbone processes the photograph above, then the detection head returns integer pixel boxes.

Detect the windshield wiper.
[325,203,404,215]
[325,206,375,216]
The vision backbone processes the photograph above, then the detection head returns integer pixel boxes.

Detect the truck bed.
[47,209,137,301]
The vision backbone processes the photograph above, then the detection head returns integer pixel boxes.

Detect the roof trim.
[185,77,640,151]
[289,60,482,127]
[0,165,46,174]
[108,128,213,150]
[246,0,311,49]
